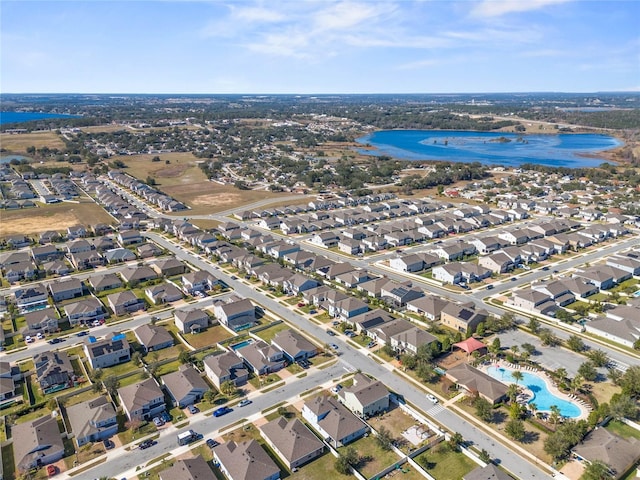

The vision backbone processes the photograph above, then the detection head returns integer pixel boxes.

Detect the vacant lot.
[0,131,65,153]
[114,152,208,187]
[0,201,114,238]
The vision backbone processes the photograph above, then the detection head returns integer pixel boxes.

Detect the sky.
[1,0,639,94]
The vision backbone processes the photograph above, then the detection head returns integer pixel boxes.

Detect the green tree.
[521,343,537,356]
[475,322,485,337]
[203,389,218,404]
[103,375,120,396]
[509,401,524,420]
[448,432,464,451]
[540,329,560,347]
[375,426,393,451]
[474,397,493,423]
[489,337,501,356]
[567,335,586,352]
[178,350,191,364]
[580,460,613,480]
[507,384,519,403]
[620,365,640,397]
[221,380,237,397]
[47,398,58,412]
[570,374,585,394]
[609,394,639,420]
[132,351,143,366]
[578,361,598,382]
[528,317,540,334]
[586,350,609,368]
[335,447,358,474]
[512,370,523,387]
[505,419,525,441]
[549,405,562,428]
[479,449,491,463]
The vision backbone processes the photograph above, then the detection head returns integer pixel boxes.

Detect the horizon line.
[2,91,639,96]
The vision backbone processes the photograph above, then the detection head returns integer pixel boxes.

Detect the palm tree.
[507,384,519,403]
[549,405,562,428]
[553,367,567,384]
[512,370,523,387]
[529,402,538,418]
[571,374,584,394]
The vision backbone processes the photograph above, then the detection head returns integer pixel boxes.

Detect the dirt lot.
[162,182,284,215]
[113,152,208,187]
[0,131,66,153]
[0,201,114,238]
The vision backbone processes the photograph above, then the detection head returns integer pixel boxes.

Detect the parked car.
[213,406,232,417]
[329,343,339,350]
[327,330,336,336]
[103,439,115,450]
[46,465,57,477]
[331,384,343,394]
[25,335,34,343]
[76,331,89,337]
[160,411,172,423]
[238,399,252,407]
[188,405,199,414]
[36,332,45,340]
[206,438,219,449]
[297,302,305,307]
[486,284,494,290]
[153,417,165,427]
[138,439,155,450]
[48,337,64,344]
[426,394,438,404]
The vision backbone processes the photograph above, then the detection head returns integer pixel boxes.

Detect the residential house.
[572,428,640,480]
[12,416,64,471]
[31,244,63,264]
[174,308,209,334]
[531,280,576,307]
[104,248,137,264]
[272,329,318,362]
[213,440,280,480]
[24,307,59,335]
[282,273,319,296]
[390,327,439,355]
[88,273,123,292]
[478,252,514,274]
[152,258,188,277]
[42,259,72,277]
[134,324,174,353]
[574,265,631,290]
[349,309,395,334]
[120,265,158,286]
[14,284,48,310]
[464,464,513,480]
[107,290,145,316]
[260,417,324,470]
[507,289,558,316]
[445,363,508,405]
[49,278,84,302]
[310,232,339,248]
[406,295,449,321]
[203,352,249,390]
[213,298,256,331]
[145,283,184,304]
[432,264,463,285]
[338,373,390,417]
[606,255,640,276]
[64,298,105,326]
[302,395,368,448]
[159,456,216,480]
[117,229,142,246]
[181,270,219,294]
[161,365,209,408]
[118,378,166,421]
[34,351,74,393]
[67,396,118,447]
[440,302,489,334]
[235,340,285,376]
[380,283,424,307]
[84,337,131,369]
[585,305,640,349]
[334,269,374,289]
[70,250,104,270]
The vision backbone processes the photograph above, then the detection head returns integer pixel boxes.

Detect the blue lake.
[356,130,622,168]
[0,111,81,125]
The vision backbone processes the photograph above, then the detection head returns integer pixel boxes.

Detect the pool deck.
[479,360,590,420]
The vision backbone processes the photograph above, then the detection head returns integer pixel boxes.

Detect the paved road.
[147,232,553,480]
[64,362,346,480]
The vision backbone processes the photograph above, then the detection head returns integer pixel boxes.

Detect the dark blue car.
[213,407,232,417]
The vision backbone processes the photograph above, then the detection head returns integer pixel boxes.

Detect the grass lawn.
[254,322,291,343]
[0,199,114,238]
[0,130,65,152]
[144,344,185,363]
[342,435,402,478]
[184,325,233,349]
[118,371,149,388]
[605,420,640,440]
[97,359,140,378]
[1,443,15,480]
[415,446,477,480]
[289,452,352,480]
[248,373,281,390]
[117,416,157,446]
[587,380,620,406]
[155,360,182,377]
[62,388,102,407]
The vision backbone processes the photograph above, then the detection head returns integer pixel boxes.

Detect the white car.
[238,399,252,407]
[25,335,34,343]
[426,394,438,404]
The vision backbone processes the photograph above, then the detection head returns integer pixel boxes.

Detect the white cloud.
[470,0,573,18]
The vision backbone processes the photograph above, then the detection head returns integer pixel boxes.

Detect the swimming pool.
[486,366,582,418]
[230,339,254,351]
[632,290,640,298]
